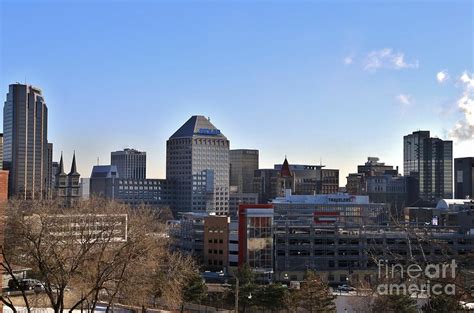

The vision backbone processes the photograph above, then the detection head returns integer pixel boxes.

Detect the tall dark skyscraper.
[229,149,259,193]
[455,157,474,199]
[166,116,230,216]
[3,84,51,199]
[403,130,453,204]
[111,148,146,179]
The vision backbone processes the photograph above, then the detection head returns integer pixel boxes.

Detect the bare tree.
[2,197,197,313]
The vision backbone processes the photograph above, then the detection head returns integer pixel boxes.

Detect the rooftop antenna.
[97,157,99,165]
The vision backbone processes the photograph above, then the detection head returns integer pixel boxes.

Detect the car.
[337,284,355,292]
[8,279,42,291]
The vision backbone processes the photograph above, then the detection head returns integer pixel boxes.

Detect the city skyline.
[1,1,473,183]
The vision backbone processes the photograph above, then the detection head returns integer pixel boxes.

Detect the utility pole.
[235,277,239,313]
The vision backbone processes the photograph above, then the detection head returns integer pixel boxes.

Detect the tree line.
[0,198,198,313]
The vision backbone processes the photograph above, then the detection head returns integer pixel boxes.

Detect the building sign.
[198,128,221,136]
[314,211,339,224]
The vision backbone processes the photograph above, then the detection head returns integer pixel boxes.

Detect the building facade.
[229,149,259,193]
[238,204,274,280]
[166,116,230,216]
[89,165,175,207]
[55,153,81,206]
[3,83,52,199]
[253,158,339,203]
[455,157,474,199]
[404,130,453,204]
[203,216,230,271]
[229,192,258,219]
[111,148,146,180]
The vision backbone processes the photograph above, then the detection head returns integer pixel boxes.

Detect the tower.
[403,130,453,204]
[67,152,80,205]
[166,116,230,216]
[3,83,51,199]
[55,152,80,207]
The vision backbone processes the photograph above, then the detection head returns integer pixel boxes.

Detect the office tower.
[166,115,230,216]
[89,165,119,199]
[358,157,399,176]
[229,149,259,193]
[46,143,53,198]
[404,130,453,204]
[455,157,474,199]
[3,83,51,199]
[0,134,3,170]
[111,148,146,180]
[345,157,412,216]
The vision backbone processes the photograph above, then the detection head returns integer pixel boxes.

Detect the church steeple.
[58,152,66,176]
[69,151,80,176]
[280,156,292,177]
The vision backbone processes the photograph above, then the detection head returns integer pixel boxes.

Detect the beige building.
[203,216,229,271]
[166,116,230,216]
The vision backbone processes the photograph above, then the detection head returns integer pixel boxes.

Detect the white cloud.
[363,48,419,72]
[436,70,449,83]
[396,93,413,106]
[460,71,474,89]
[449,71,474,141]
[343,56,353,65]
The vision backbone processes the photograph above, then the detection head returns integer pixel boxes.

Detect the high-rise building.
[166,116,230,216]
[229,149,259,193]
[455,157,474,199]
[46,143,53,198]
[111,148,146,180]
[403,130,453,204]
[3,83,51,199]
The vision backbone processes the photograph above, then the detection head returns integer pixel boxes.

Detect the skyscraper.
[166,115,230,216]
[229,149,259,193]
[403,130,453,204]
[111,148,146,179]
[455,157,474,199]
[3,83,51,199]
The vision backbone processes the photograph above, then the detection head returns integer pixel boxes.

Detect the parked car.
[337,284,355,292]
[8,279,42,291]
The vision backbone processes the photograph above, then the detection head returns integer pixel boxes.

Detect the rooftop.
[169,115,226,139]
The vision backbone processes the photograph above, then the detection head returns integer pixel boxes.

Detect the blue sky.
[1,0,473,183]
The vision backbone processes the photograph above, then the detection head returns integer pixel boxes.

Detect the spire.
[58,152,66,176]
[280,156,292,177]
[69,151,80,176]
